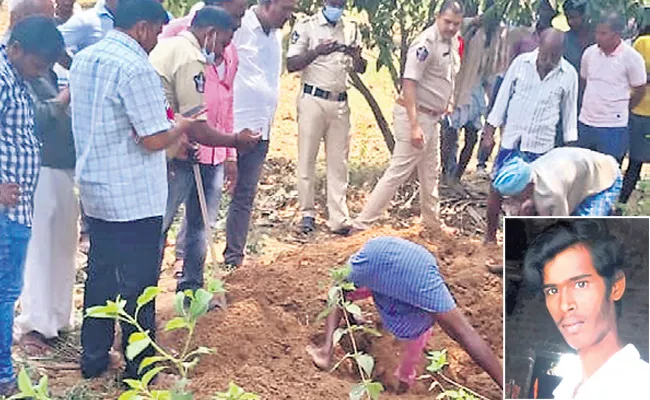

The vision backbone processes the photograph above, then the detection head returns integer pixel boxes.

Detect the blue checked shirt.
[70,30,171,222]
[348,236,457,340]
[0,46,39,227]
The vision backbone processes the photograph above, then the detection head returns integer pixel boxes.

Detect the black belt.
[303,84,347,102]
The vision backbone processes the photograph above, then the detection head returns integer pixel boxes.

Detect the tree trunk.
[349,71,395,153]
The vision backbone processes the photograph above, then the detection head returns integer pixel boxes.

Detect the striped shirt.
[487,50,579,154]
[0,46,39,227]
[348,236,456,340]
[70,30,171,222]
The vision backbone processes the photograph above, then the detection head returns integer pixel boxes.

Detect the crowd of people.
[0,0,649,395]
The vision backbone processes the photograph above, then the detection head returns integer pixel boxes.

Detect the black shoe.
[301,216,315,234]
[332,226,351,236]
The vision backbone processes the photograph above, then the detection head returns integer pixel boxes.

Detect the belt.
[303,84,347,102]
[417,105,443,117]
[395,96,443,117]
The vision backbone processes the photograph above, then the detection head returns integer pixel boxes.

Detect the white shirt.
[487,50,579,154]
[580,42,647,127]
[553,345,650,399]
[232,8,283,140]
[58,4,115,53]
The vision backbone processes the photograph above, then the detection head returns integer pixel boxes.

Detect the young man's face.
[542,245,620,351]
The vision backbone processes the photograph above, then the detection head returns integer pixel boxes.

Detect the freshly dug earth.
[157,226,504,400]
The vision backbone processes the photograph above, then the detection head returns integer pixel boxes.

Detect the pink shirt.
[160,11,237,165]
[580,41,647,127]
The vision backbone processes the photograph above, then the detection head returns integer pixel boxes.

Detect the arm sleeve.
[57,14,87,50]
[173,62,208,120]
[286,20,310,58]
[402,38,433,82]
[486,57,519,127]
[627,50,647,88]
[562,69,579,143]
[118,68,172,138]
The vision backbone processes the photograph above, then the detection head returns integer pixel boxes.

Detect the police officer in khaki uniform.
[353,0,464,232]
[149,6,258,296]
[287,0,367,235]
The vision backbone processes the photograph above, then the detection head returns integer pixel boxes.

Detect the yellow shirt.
[632,35,650,116]
[402,25,461,111]
[286,12,361,93]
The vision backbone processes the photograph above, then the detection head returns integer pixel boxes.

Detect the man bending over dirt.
[307,236,503,393]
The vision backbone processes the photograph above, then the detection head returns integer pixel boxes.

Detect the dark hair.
[439,0,464,15]
[192,6,234,30]
[8,16,64,64]
[564,0,587,15]
[524,220,624,315]
[597,10,625,35]
[205,0,230,5]
[114,0,170,30]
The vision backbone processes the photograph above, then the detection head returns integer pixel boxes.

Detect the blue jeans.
[0,214,31,384]
[577,122,629,163]
[161,160,223,292]
[224,140,269,266]
[174,165,224,261]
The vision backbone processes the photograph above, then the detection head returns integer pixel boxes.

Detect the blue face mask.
[202,32,217,65]
[323,6,344,23]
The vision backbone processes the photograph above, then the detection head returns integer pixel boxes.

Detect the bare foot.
[18,331,52,357]
[306,344,332,370]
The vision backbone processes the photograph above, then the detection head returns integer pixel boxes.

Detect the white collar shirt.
[486,50,579,154]
[232,8,283,140]
[553,344,650,399]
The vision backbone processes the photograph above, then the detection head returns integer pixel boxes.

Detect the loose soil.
[153,224,504,400]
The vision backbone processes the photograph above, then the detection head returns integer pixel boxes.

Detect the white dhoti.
[15,167,79,339]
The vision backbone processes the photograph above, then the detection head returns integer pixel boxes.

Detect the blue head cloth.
[492,156,533,196]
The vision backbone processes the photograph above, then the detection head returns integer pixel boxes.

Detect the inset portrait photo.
[503,218,650,399]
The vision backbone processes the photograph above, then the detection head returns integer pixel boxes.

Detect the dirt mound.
[158,226,503,400]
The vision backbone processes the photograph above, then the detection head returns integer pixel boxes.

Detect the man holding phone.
[150,7,259,297]
[287,0,366,235]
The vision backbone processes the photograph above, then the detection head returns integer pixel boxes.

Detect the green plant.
[11,284,257,400]
[418,350,486,400]
[86,286,223,399]
[319,267,384,400]
[7,369,51,400]
[212,382,260,400]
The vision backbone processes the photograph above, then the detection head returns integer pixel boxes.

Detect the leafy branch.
[418,350,488,400]
[319,267,384,400]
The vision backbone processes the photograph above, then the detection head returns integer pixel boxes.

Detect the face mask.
[202,32,217,65]
[323,6,344,23]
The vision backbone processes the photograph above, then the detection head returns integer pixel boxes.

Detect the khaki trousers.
[297,94,351,230]
[356,104,441,228]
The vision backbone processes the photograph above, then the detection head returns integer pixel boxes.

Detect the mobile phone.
[335,43,350,53]
[182,105,207,118]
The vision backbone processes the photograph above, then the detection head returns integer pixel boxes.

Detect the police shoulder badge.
[194,72,206,94]
[291,31,300,44]
[416,46,429,62]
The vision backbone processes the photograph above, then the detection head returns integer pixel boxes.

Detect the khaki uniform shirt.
[149,31,208,121]
[402,24,461,112]
[287,12,361,93]
[532,148,619,216]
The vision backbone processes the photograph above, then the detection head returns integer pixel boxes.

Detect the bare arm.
[435,308,503,389]
[401,79,419,132]
[630,85,646,110]
[139,122,189,152]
